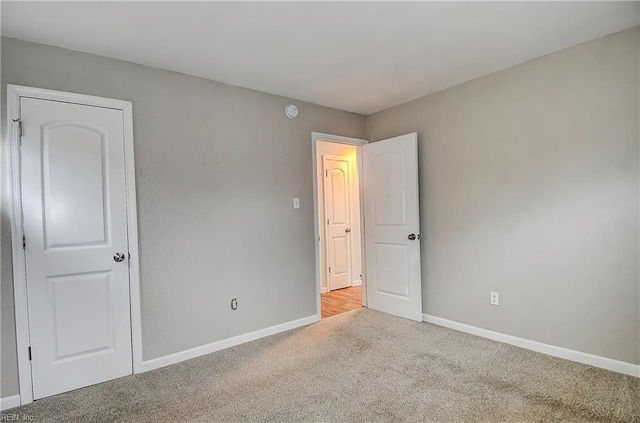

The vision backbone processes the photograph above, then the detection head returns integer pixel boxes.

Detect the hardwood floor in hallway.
[321,285,363,319]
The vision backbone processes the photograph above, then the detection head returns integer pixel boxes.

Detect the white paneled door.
[20,97,133,399]
[323,155,352,291]
[363,133,422,322]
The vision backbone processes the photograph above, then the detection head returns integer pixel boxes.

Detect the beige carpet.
[5,309,639,422]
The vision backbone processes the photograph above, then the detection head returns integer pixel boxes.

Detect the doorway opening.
[312,133,368,319]
[313,131,423,322]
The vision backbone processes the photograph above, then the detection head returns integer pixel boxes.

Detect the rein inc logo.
[1,414,33,422]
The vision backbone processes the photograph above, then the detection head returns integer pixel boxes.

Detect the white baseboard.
[353,279,362,287]
[140,314,320,372]
[423,314,640,378]
[321,287,328,294]
[1,395,21,411]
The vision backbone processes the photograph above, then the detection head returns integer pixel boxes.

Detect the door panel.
[50,271,113,359]
[363,133,422,322]
[372,152,406,225]
[332,236,349,274]
[21,97,132,399]
[43,123,108,248]
[374,243,409,297]
[323,156,352,291]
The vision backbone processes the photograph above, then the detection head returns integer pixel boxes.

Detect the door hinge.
[329,266,331,274]
[327,219,329,225]
[325,169,328,177]
[11,118,22,138]
[22,235,26,249]
[13,119,22,137]
[28,346,32,361]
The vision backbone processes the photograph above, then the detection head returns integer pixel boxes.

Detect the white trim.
[353,279,362,287]
[0,395,21,411]
[7,86,32,405]
[8,85,131,110]
[6,85,143,405]
[122,104,144,375]
[311,132,368,318]
[423,314,640,378]
[140,314,319,372]
[321,287,328,294]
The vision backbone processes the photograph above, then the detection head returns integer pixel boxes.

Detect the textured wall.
[368,27,640,365]
[0,37,366,397]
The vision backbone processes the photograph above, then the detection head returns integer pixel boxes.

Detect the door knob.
[113,252,126,263]
[345,228,351,233]
[408,233,416,240]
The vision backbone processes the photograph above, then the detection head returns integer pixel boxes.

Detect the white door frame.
[6,85,143,405]
[311,132,368,318]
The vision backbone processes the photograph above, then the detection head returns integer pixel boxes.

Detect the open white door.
[363,133,422,322]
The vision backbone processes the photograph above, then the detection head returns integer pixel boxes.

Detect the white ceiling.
[2,2,638,115]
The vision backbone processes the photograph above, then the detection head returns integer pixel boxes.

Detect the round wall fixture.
[285,104,299,119]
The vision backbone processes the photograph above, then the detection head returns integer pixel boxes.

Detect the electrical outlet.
[490,292,499,306]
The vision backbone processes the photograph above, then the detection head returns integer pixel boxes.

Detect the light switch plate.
[293,197,300,209]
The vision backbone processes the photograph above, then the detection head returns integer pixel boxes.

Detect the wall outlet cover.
[490,292,499,306]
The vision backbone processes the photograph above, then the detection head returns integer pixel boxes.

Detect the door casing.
[6,85,143,405]
[311,132,368,318]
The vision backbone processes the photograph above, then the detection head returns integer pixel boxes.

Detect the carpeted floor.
[5,309,639,422]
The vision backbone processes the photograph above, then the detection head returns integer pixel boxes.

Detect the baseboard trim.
[321,287,328,294]
[140,314,320,372]
[1,395,21,411]
[423,314,640,378]
[353,280,362,287]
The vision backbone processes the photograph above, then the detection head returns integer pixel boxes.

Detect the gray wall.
[368,27,640,365]
[0,37,367,397]
[2,26,639,400]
